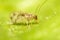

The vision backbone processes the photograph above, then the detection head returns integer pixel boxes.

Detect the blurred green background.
[0,0,60,40]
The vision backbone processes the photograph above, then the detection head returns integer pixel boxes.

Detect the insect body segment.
[10,11,38,25]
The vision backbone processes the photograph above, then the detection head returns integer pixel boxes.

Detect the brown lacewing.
[10,11,38,25]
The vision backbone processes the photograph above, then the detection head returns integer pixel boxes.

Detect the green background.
[0,0,60,40]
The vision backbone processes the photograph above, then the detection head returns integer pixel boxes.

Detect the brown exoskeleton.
[10,11,38,25]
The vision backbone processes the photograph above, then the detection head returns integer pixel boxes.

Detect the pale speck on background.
[8,28,12,32]
[45,17,49,20]
[54,11,56,15]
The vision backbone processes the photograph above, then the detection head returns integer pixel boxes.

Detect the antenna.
[35,0,48,14]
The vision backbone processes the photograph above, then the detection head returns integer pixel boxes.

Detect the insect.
[9,11,38,25]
